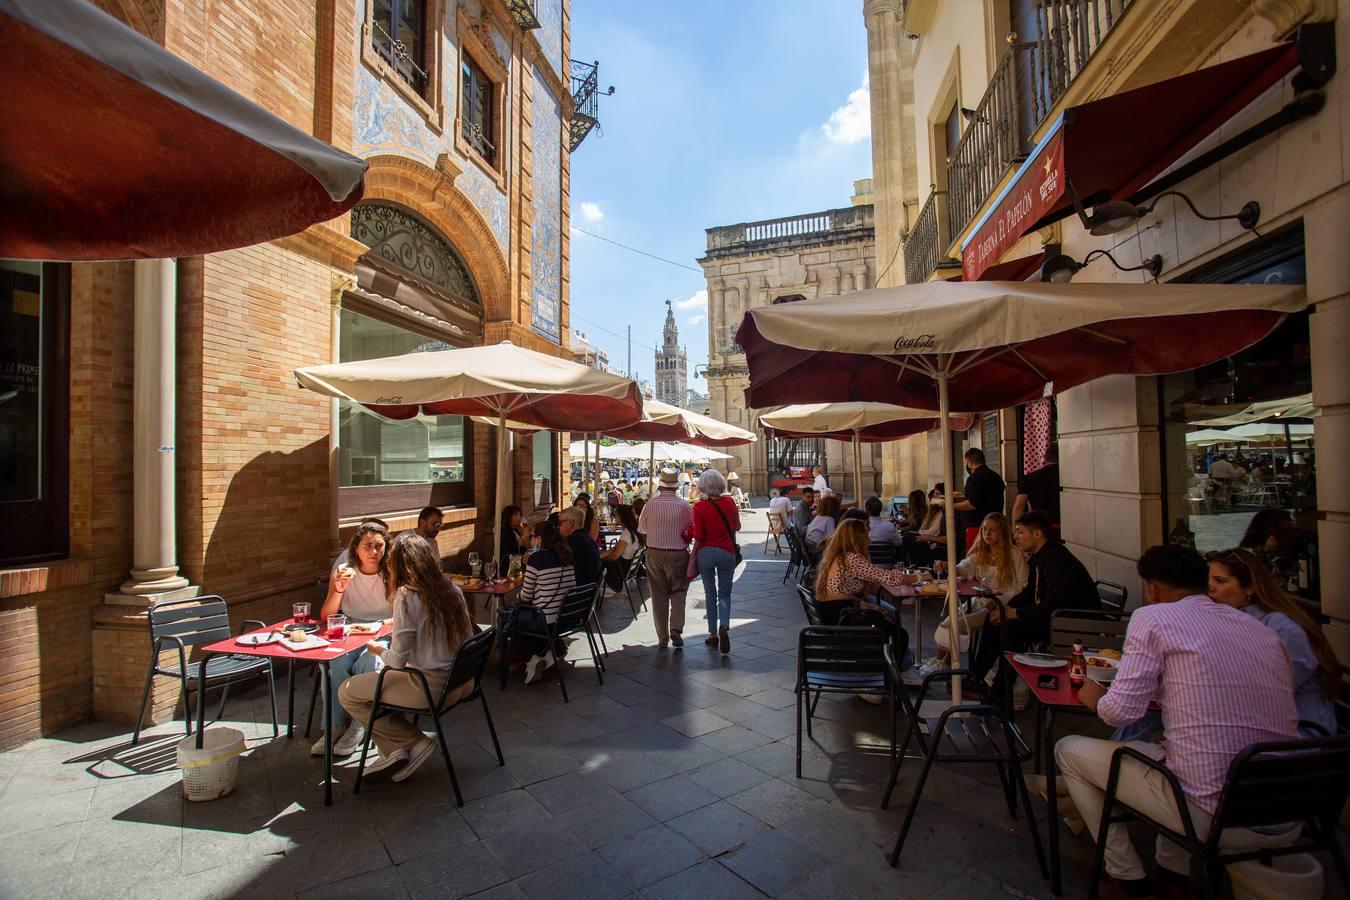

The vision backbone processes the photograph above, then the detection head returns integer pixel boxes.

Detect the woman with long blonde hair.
[339,531,474,782]
[815,519,916,624]
[957,513,1027,600]
[1207,547,1337,736]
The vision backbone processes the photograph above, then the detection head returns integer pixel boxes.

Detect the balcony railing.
[705,205,874,252]
[903,189,950,284]
[569,59,613,151]
[946,0,1132,238]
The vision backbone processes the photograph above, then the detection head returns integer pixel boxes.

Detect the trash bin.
[1229,853,1323,900]
[176,727,245,801]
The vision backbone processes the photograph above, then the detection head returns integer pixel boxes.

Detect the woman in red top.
[692,468,741,653]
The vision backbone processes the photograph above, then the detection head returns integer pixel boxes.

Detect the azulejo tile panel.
[535,0,564,78]
[530,64,563,342]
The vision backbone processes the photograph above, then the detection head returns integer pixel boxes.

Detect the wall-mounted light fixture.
[1082,190,1261,237]
[1040,248,1163,283]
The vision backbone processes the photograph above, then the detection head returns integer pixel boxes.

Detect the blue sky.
[566,1,872,394]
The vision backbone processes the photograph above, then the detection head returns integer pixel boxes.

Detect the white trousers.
[1055,735,1298,881]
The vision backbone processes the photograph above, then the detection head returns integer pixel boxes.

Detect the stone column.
[1305,194,1350,665]
[864,0,916,290]
[855,261,870,291]
[107,260,193,604]
[824,267,841,296]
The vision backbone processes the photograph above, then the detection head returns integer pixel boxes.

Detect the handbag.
[708,498,743,566]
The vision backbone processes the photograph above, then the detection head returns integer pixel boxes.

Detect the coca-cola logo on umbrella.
[892,334,937,351]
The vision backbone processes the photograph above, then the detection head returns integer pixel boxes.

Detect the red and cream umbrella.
[0,0,366,259]
[599,398,756,496]
[759,402,975,502]
[296,341,645,562]
[737,279,1305,698]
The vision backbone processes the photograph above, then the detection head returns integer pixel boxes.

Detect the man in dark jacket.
[968,510,1099,691]
[558,506,601,587]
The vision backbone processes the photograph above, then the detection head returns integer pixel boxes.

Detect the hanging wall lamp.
[1082,190,1261,236]
[1040,248,1163,283]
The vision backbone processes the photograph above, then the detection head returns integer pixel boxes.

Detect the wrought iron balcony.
[505,0,541,30]
[903,189,952,284]
[946,0,1133,239]
[569,59,614,152]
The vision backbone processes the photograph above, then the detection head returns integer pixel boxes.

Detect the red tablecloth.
[202,618,393,661]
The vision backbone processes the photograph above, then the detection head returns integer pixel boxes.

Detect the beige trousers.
[339,668,471,757]
[644,548,689,643]
[1055,735,1298,881]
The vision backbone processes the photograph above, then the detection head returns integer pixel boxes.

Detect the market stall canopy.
[662,442,734,462]
[960,43,1300,279]
[735,280,1305,414]
[603,398,756,447]
[759,402,976,442]
[1184,428,1247,445]
[1195,393,1317,426]
[295,341,644,432]
[1227,423,1315,440]
[0,0,366,260]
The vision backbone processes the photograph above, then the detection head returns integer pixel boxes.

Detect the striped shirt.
[1096,594,1298,813]
[520,550,576,623]
[638,489,693,550]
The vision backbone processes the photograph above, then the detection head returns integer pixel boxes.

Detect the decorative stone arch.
[358,155,511,323]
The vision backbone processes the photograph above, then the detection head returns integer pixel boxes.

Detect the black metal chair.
[1088,733,1350,898]
[499,582,604,703]
[622,545,648,617]
[880,644,1046,876]
[796,582,824,627]
[588,579,610,664]
[783,525,807,584]
[868,541,898,567]
[795,626,892,777]
[132,595,277,745]
[1094,579,1128,612]
[351,627,504,806]
[1047,608,1129,656]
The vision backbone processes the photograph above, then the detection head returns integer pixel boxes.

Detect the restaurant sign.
[962,129,1065,281]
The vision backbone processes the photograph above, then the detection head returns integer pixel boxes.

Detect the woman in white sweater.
[339,531,474,782]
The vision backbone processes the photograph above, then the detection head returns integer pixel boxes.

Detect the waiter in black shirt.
[1013,445,1060,527]
[953,448,1005,550]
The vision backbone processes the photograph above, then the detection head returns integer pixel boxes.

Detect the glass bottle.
[507,554,523,581]
[1069,641,1086,689]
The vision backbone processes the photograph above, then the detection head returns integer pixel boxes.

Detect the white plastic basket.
[1229,853,1323,900]
[176,727,245,802]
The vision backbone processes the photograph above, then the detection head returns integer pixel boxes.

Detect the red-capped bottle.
[1069,642,1086,689]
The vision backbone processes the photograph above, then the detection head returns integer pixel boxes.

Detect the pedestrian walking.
[692,469,740,653]
[637,467,694,648]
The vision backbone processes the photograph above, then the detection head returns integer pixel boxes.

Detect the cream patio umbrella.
[736,279,1305,701]
[1184,428,1245,445]
[600,398,756,496]
[296,341,644,563]
[1194,392,1316,426]
[759,402,976,503]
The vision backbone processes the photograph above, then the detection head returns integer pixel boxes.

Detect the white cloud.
[674,289,707,311]
[578,201,605,223]
[821,72,870,145]
[686,314,706,326]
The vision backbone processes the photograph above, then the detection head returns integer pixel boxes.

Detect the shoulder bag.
[709,498,742,566]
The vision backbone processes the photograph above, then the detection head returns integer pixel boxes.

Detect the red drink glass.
[326,614,347,640]
[292,601,311,624]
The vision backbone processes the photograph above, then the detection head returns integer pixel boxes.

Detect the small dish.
[237,632,281,646]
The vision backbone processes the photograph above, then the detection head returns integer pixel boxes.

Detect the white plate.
[236,632,281,646]
[1085,656,1120,682]
[1013,653,1066,669]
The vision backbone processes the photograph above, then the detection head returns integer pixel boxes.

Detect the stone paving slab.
[0,501,1170,899]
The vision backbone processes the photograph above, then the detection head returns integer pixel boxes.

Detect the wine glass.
[468,552,481,577]
[485,560,498,582]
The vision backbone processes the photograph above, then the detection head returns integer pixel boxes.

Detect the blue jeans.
[328,644,380,729]
[697,546,735,632]
[1111,709,1163,743]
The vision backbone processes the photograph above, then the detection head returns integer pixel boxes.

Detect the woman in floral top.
[813,519,918,624]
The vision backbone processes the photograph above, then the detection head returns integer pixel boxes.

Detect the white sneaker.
[524,653,548,684]
[333,720,366,756]
[392,736,438,783]
[859,693,886,705]
[361,748,409,777]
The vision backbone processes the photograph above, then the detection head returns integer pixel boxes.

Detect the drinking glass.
[292,601,311,624]
[326,614,348,640]
[485,560,498,581]
[468,552,481,577]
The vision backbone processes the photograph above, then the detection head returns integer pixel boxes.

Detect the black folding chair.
[795,626,892,777]
[796,582,824,627]
[880,644,1046,876]
[589,579,610,663]
[499,583,604,703]
[783,525,806,584]
[1088,733,1350,898]
[132,595,277,745]
[351,628,504,806]
[1094,579,1128,612]
[622,545,648,616]
[868,542,898,567]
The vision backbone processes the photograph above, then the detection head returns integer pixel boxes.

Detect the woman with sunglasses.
[1206,548,1337,737]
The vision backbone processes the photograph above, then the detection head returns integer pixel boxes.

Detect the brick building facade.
[0,0,582,748]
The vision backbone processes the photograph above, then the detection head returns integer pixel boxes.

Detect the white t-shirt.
[769,494,793,522]
[813,474,829,494]
[618,526,639,561]
[331,557,392,622]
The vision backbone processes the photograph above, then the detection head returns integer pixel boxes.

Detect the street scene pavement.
[0,507,1106,899]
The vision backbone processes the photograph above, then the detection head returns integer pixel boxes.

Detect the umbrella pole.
[852,429,863,507]
[496,412,509,568]
[937,368,963,704]
[650,441,656,498]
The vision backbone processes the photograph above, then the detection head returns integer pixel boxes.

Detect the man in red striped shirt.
[1057,545,1299,898]
[637,467,693,649]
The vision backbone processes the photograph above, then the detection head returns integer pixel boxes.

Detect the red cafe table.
[457,578,522,625]
[195,618,393,806]
[881,578,986,664]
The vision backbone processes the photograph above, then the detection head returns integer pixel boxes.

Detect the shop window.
[362,0,444,131]
[460,55,496,164]
[1159,233,1318,601]
[532,432,556,507]
[338,308,474,517]
[0,260,69,565]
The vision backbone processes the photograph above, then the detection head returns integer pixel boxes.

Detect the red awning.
[0,0,367,260]
[961,44,1299,280]
[945,253,1044,282]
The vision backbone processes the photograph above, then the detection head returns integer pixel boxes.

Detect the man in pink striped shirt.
[1056,545,1299,898]
[637,468,693,649]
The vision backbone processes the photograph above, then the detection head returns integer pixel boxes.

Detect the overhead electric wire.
[571,225,703,273]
